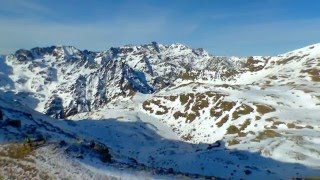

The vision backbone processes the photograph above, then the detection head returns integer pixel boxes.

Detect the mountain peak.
[1,42,320,178]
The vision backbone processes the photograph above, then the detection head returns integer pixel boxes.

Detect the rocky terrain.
[0,42,320,179]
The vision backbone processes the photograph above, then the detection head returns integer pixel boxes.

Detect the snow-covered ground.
[0,43,320,179]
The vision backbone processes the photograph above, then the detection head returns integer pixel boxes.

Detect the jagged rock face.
[0,43,235,118]
[1,42,319,119]
[0,43,320,178]
[45,95,64,119]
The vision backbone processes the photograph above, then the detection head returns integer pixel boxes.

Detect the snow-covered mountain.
[0,42,320,179]
[0,42,257,118]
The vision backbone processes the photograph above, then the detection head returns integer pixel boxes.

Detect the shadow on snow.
[61,117,320,179]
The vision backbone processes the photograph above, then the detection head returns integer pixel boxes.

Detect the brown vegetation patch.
[122,84,137,97]
[190,94,209,116]
[276,55,304,65]
[184,102,194,112]
[219,101,236,111]
[143,99,169,115]
[268,75,278,80]
[171,93,214,123]
[142,101,153,113]
[155,109,168,115]
[265,117,278,122]
[0,158,49,179]
[221,69,239,79]
[232,104,254,120]
[228,139,240,146]
[316,96,320,105]
[239,119,251,131]
[164,96,178,102]
[269,125,278,129]
[300,68,320,82]
[155,105,169,115]
[181,93,211,115]
[180,93,194,105]
[186,113,197,123]
[305,125,314,129]
[286,123,303,129]
[255,104,275,115]
[181,134,193,141]
[253,130,281,141]
[205,91,216,97]
[210,99,235,118]
[226,125,240,134]
[273,121,285,126]
[277,56,296,65]
[238,132,247,137]
[173,111,185,120]
[286,123,296,128]
[216,115,229,127]
[180,94,189,105]
[210,108,223,118]
[299,88,314,93]
[180,72,198,80]
[205,91,225,99]
[173,111,198,123]
[1,143,34,159]
[244,56,266,72]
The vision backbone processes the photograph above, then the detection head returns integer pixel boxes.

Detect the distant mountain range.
[0,42,319,179]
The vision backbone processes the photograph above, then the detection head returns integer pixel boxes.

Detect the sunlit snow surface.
[0,43,320,179]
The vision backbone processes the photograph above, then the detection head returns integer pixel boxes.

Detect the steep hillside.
[142,44,320,167]
[0,42,263,118]
[0,42,320,179]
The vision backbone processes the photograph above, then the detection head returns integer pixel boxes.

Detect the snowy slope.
[1,95,319,179]
[0,42,320,179]
[0,42,255,118]
[142,44,320,167]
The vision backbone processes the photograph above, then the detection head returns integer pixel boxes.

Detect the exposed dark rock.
[59,140,67,147]
[45,95,64,119]
[90,141,112,163]
[207,140,222,149]
[244,169,252,175]
[14,49,34,61]
[7,119,21,128]
[0,109,3,120]
[31,46,55,56]
[167,168,174,174]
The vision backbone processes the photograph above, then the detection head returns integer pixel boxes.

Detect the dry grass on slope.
[0,143,51,179]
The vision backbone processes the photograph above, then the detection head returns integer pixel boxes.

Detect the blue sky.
[0,0,319,56]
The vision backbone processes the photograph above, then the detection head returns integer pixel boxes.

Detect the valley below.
[0,42,320,179]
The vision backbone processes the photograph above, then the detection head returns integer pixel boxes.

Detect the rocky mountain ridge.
[0,42,252,118]
[0,42,320,179]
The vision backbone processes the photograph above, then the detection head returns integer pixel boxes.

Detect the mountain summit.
[0,42,320,179]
